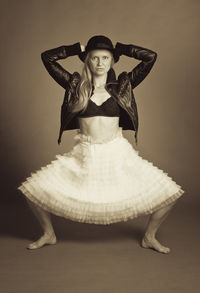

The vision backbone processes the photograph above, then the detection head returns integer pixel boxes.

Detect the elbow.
[147,51,157,65]
[152,51,158,62]
[41,51,51,66]
[41,51,47,62]
[145,50,158,64]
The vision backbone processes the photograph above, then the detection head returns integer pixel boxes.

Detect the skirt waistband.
[74,127,123,145]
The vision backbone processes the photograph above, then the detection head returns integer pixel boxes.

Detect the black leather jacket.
[41,42,157,145]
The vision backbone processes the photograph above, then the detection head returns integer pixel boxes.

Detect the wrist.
[115,42,126,55]
[80,44,85,52]
[65,42,82,57]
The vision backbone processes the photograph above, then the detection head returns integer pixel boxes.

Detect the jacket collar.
[106,68,118,84]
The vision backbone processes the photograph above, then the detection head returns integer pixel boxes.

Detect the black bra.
[78,96,120,118]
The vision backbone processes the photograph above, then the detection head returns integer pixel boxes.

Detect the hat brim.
[78,48,120,63]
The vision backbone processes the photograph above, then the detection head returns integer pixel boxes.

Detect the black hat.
[78,35,120,63]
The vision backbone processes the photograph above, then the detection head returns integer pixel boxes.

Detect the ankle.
[44,230,56,238]
[144,231,156,240]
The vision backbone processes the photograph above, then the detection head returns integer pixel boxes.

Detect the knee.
[151,200,177,219]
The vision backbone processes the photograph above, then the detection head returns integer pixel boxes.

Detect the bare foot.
[27,233,57,250]
[141,234,170,254]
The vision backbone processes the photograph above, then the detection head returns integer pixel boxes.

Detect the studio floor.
[0,195,199,293]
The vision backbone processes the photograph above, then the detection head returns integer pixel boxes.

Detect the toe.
[141,236,171,254]
[162,247,170,254]
[26,235,57,250]
[27,242,39,250]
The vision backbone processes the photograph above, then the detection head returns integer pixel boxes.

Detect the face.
[88,49,113,76]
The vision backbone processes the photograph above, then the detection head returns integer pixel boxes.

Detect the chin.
[95,70,108,76]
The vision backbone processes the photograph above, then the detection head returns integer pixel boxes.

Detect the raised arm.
[41,42,82,89]
[115,42,157,89]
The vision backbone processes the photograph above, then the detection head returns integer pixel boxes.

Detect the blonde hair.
[69,51,115,114]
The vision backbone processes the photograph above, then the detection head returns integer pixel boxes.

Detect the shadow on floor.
[0,200,147,243]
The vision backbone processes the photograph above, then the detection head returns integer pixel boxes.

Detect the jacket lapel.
[106,69,136,130]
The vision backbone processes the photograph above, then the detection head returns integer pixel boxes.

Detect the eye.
[103,56,109,59]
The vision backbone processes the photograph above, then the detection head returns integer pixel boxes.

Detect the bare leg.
[141,200,177,254]
[25,198,57,250]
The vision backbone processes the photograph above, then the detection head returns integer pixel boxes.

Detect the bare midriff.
[77,88,120,142]
[78,116,120,142]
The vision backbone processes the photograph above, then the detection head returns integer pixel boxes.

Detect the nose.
[97,58,103,66]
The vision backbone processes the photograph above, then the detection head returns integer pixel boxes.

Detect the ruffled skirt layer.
[17,127,185,224]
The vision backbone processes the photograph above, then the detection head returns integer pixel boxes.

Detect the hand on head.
[81,44,85,52]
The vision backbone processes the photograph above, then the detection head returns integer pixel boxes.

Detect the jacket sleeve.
[115,42,157,89]
[41,42,82,89]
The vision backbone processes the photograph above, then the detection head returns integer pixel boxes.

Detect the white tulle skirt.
[17,127,185,225]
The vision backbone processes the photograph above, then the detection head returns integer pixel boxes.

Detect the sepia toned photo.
[1,0,199,292]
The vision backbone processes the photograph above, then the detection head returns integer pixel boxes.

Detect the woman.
[17,35,185,253]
